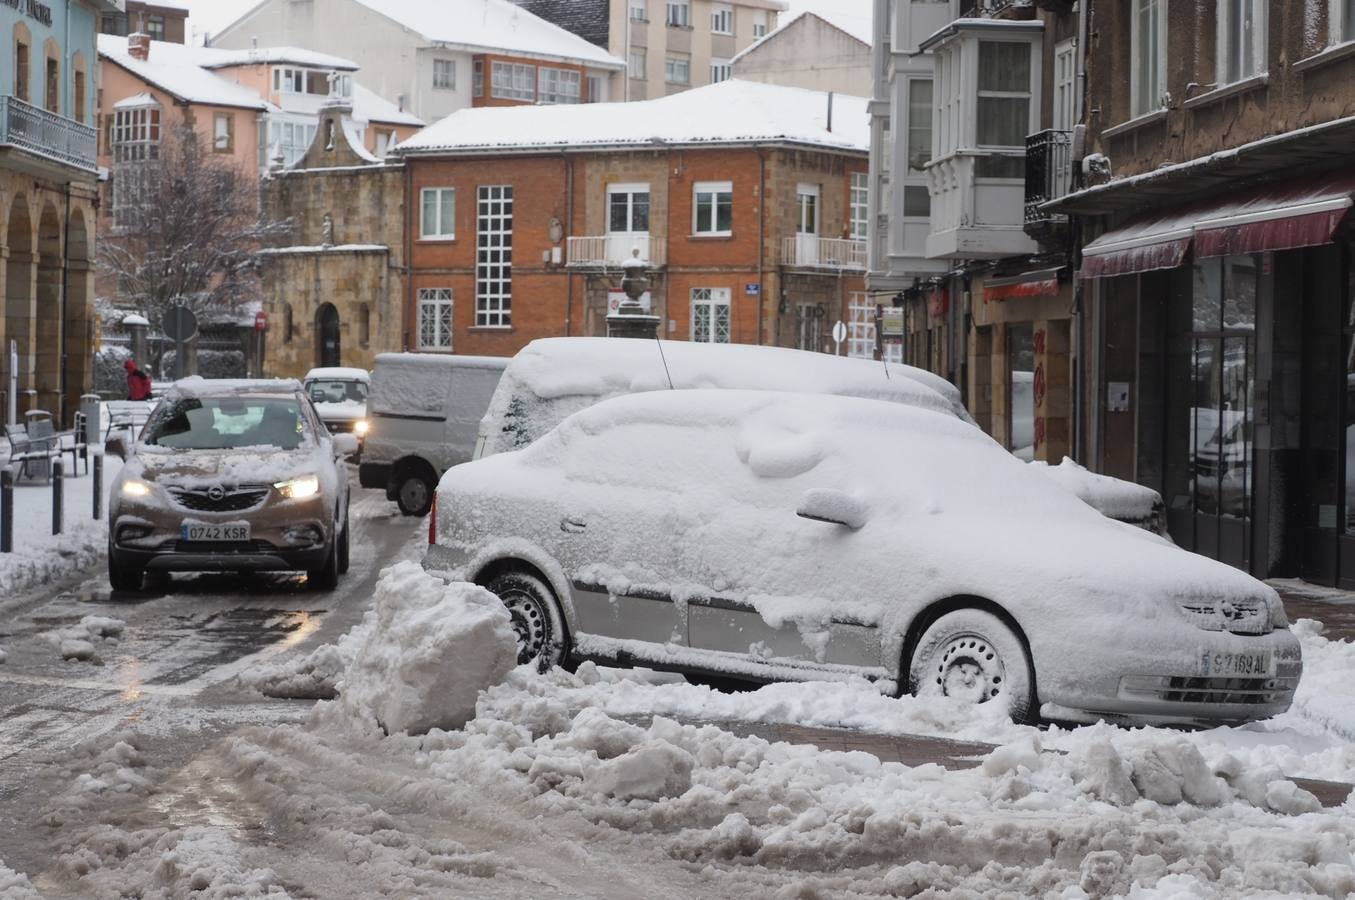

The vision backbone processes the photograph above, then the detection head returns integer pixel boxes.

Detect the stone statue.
[321,213,334,247]
[326,70,340,97]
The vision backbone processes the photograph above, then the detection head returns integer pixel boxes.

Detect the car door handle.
[560,516,587,533]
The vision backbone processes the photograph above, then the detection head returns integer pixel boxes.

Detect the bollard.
[52,458,63,536]
[1,466,11,553]
[93,452,103,521]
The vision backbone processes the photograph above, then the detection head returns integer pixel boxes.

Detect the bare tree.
[99,123,290,325]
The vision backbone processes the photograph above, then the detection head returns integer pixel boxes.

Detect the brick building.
[390,79,871,358]
[1049,0,1355,585]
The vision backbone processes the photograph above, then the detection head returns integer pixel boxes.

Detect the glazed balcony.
[0,95,98,173]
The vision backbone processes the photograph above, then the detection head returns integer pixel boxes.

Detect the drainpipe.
[403,160,414,351]
[59,184,71,424]
[564,152,574,336]
[757,148,766,345]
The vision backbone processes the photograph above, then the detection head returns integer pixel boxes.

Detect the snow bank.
[245,644,345,700]
[43,615,126,664]
[0,858,40,899]
[337,562,519,734]
[1286,618,1355,741]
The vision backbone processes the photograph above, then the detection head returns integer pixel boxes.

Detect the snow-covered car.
[474,337,1167,533]
[105,378,358,592]
[428,389,1300,727]
[303,367,371,448]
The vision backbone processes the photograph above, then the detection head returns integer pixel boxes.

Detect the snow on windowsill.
[1292,39,1355,73]
[1182,73,1269,111]
[1102,107,1169,140]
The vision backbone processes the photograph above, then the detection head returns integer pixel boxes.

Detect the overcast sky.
[182,0,874,46]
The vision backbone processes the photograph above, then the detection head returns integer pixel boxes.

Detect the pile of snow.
[244,643,345,700]
[0,858,39,899]
[1287,618,1355,741]
[43,615,126,663]
[1030,456,1164,526]
[336,562,519,734]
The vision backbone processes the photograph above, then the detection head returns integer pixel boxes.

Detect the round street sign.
[254,310,268,331]
[832,320,848,345]
[162,304,198,343]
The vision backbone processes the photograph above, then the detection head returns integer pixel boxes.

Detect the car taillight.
[428,493,437,545]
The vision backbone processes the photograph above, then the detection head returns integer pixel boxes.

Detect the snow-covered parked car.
[105,378,357,592]
[428,389,1300,727]
[474,337,1167,533]
[303,367,370,448]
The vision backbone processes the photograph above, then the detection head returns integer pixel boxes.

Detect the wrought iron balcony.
[781,236,867,271]
[0,95,99,173]
[1024,128,1073,237]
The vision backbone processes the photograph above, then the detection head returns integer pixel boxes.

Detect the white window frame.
[1053,38,1077,131]
[474,59,484,96]
[433,58,455,90]
[667,0,690,28]
[1130,0,1165,117]
[608,183,651,234]
[418,288,454,350]
[850,172,869,241]
[476,185,513,328]
[691,288,731,343]
[112,100,161,228]
[665,53,691,84]
[711,3,733,34]
[492,61,536,101]
[1333,0,1355,44]
[267,117,317,168]
[1217,0,1267,85]
[693,180,733,235]
[628,48,647,79]
[586,74,604,102]
[906,77,932,172]
[710,57,732,83]
[212,111,232,152]
[538,67,581,104]
[975,40,1034,152]
[421,187,456,241]
[752,10,768,37]
[630,0,648,21]
[272,66,304,93]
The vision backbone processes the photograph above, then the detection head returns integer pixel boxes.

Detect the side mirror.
[796,488,868,530]
[104,434,129,461]
[332,433,360,457]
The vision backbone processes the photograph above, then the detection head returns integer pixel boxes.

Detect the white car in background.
[303,367,371,448]
[428,390,1298,726]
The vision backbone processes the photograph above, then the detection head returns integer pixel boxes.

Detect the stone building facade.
[258,101,406,378]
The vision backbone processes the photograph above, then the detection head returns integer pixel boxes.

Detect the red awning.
[1081,170,1355,278]
[983,268,1063,302]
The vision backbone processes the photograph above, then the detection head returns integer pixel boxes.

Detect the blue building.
[1,0,121,422]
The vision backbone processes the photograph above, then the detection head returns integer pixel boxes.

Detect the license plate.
[180,522,251,542]
[1200,649,1272,677]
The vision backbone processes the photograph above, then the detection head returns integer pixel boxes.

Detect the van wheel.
[395,471,435,517]
[907,608,1035,724]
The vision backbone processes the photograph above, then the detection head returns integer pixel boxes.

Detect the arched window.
[13,23,32,103]
[44,37,60,114]
[358,303,370,348]
[71,51,87,124]
[283,304,294,343]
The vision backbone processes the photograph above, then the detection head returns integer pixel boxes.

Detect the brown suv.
[105,378,357,591]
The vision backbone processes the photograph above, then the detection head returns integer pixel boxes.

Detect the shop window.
[1343,259,1355,532]
[1008,324,1035,460]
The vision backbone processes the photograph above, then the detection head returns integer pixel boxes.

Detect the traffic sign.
[254,310,268,332]
[162,304,198,343]
[832,319,847,355]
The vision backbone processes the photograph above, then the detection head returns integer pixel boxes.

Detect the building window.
[74,69,86,123]
[710,58,732,83]
[45,55,58,113]
[112,101,162,228]
[586,75,604,102]
[1130,0,1165,117]
[907,78,932,171]
[752,10,768,37]
[476,185,513,327]
[667,0,690,28]
[101,14,126,36]
[975,41,1031,148]
[538,67,581,104]
[850,173,869,240]
[433,58,455,89]
[421,187,456,240]
[1218,0,1266,84]
[629,49,647,79]
[1053,38,1076,131]
[630,0,648,21]
[473,59,484,96]
[609,184,650,233]
[492,62,536,101]
[847,294,899,361]
[418,288,454,349]
[213,112,233,152]
[145,15,166,41]
[268,119,317,167]
[283,304,294,343]
[691,288,731,343]
[14,37,29,103]
[693,181,733,235]
[665,53,691,84]
[711,3,733,34]
[358,303,371,348]
[273,67,304,93]
[903,185,930,218]
[1333,0,1355,43]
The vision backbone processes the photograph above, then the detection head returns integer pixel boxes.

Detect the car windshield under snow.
[143,398,309,451]
[306,380,369,404]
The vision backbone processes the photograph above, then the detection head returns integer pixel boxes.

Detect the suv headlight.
[274,474,320,500]
[120,478,153,499]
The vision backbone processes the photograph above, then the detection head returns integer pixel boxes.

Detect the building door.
[607,183,650,264]
[796,183,820,266]
[317,303,341,368]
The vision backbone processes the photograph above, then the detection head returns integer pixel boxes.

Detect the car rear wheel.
[395,471,435,517]
[108,545,143,593]
[908,608,1035,724]
[485,571,568,671]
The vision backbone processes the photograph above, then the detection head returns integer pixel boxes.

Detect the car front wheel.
[308,533,340,591]
[485,571,568,671]
[108,544,143,593]
[908,608,1035,724]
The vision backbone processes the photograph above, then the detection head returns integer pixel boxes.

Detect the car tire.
[907,608,1035,724]
[337,515,350,575]
[308,535,340,592]
[485,571,568,671]
[395,471,435,517]
[108,548,144,593]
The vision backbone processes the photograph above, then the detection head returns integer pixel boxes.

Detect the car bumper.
[1035,625,1301,727]
[113,542,330,573]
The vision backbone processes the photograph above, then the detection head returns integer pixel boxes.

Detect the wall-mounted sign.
[1,0,53,27]
[745,283,761,296]
[879,308,904,337]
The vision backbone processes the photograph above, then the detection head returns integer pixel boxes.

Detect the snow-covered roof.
[733,7,873,65]
[98,35,270,110]
[395,80,870,156]
[304,367,371,382]
[353,83,424,127]
[199,47,360,71]
[350,0,624,70]
[112,91,159,109]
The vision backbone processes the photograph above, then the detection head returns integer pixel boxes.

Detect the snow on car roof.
[163,377,303,398]
[370,353,508,417]
[304,367,370,382]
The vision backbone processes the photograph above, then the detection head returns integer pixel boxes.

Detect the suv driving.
[105,378,357,591]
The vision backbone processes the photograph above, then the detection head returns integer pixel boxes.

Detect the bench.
[3,423,58,482]
[103,400,155,441]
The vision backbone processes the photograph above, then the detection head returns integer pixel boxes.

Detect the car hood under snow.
[128,445,326,488]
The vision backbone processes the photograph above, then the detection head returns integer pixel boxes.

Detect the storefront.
[1083,170,1355,585]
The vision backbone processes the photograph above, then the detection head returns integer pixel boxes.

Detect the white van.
[359,353,508,516]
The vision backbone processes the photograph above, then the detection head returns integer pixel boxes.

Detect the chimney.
[128,32,151,61]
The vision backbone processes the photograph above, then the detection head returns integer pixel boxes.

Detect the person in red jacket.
[125,358,152,401]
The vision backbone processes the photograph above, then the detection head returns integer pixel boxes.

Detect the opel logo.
[207,485,226,502]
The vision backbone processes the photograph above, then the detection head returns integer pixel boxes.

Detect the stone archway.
[35,202,63,414]
[64,209,92,417]
[4,195,35,416]
[316,302,340,368]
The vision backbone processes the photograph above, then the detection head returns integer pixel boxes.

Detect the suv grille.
[170,487,269,513]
